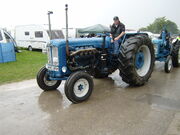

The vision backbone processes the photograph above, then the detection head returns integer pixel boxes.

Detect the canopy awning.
[78,24,110,34]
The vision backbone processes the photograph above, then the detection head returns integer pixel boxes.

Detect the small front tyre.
[165,56,173,73]
[37,66,61,91]
[64,71,94,103]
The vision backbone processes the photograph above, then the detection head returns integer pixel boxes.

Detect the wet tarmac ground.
[0,62,180,135]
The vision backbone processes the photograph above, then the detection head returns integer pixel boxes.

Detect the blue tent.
[0,29,16,63]
[0,43,16,63]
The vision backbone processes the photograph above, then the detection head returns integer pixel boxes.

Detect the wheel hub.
[74,78,89,98]
[135,45,151,77]
[135,52,144,69]
[78,84,84,91]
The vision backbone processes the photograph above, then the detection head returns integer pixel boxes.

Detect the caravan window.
[0,31,3,41]
[35,31,43,38]
[25,32,30,36]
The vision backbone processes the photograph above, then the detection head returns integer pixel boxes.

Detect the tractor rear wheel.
[37,66,61,91]
[119,35,155,86]
[172,40,180,67]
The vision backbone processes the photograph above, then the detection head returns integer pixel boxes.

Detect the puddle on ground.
[136,94,180,111]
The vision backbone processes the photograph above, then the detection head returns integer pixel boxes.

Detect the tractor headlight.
[62,66,67,73]
[52,47,59,66]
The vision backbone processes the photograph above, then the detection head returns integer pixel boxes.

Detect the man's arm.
[110,25,114,42]
[110,34,114,43]
[114,31,125,41]
[114,23,125,41]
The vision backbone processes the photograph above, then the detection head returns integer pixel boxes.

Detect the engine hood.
[50,37,111,48]
[152,38,163,45]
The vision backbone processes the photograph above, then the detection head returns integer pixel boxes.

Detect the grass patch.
[0,50,47,85]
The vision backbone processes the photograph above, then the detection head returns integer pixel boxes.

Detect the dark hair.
[113,16,119,21]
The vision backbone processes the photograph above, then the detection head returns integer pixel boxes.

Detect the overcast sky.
[0,0,179,30]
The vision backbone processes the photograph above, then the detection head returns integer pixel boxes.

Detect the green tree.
[139,17,179,34]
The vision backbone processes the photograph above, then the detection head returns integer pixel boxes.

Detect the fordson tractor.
[152,27,180,73]
[37,5,155,103]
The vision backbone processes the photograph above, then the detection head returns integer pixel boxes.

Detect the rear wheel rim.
[73,78,89,98]
[135,45,151,77]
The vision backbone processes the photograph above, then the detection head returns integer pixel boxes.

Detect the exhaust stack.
[47,11,53,40]
[65,4,70,56]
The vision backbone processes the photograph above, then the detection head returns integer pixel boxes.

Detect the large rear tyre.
[64,71,94,103]
[37,66,61,91]
[172,40,180,67]
[119,35,155,86]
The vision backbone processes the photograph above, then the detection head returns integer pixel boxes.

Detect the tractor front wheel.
[37,66,61,91]
[64,71,93,103]
[165,56,173,73]
[119,35,155,86]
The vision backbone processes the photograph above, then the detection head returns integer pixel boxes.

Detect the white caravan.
[14,25,50,51]
[62,28,79,38]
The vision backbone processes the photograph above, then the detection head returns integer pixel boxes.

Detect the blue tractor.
[37,5,155,103]
[152,27,180,73]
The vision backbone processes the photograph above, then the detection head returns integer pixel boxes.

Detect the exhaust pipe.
[101,34,108,72]
[65,4,70,56]
[47,11,53,40]
[102,34,106,51]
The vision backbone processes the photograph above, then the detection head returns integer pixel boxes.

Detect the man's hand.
[111,39,114,43]
[114,37,119,41]
[114,31,125,41]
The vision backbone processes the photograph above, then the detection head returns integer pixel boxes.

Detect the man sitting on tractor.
[110,16,125,55]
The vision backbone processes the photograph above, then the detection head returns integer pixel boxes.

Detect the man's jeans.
[113,39,122,55]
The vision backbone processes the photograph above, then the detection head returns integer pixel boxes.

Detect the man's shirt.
[111,22,125,39]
